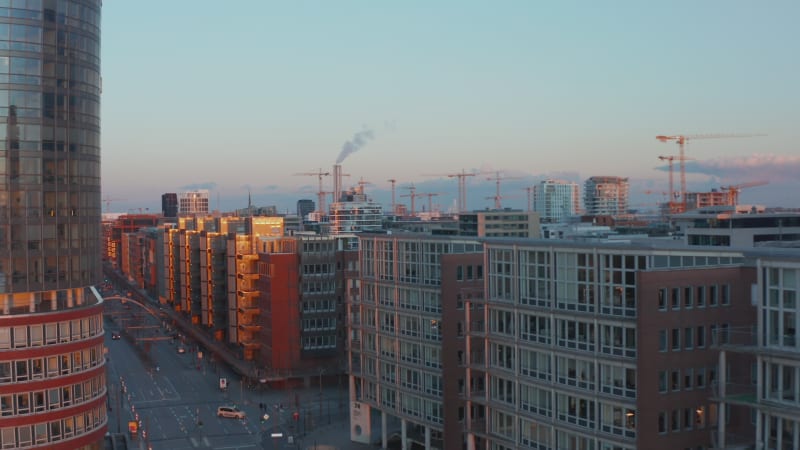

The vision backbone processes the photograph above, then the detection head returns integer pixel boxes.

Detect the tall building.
[178,189,209,215]
[297,199,315,220]
[0,1,107,449]
[584,176,630,217]
[161,192,178,218]
[533,179,580,222]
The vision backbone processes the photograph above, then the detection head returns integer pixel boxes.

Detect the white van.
[217,406,246,419]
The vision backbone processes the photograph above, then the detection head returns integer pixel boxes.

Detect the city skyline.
[102,1,800,213]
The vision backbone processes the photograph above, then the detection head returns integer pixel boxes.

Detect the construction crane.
[293,169,330,214]
[720,181,768,206]
[521,186,534,212]
[400,184,424,216]
[423,169,478,213]
[102,196,127,213]
[419,192,442,213]
[655,133,765,212]
[656,155,694,213]
[485,171,523,209]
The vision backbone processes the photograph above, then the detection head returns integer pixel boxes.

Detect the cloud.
[180,181,217,190]
[678,154,800,183]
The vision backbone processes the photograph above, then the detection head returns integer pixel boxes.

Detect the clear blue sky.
[101,1,800,213]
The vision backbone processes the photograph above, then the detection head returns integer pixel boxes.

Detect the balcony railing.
[710,381,757,406]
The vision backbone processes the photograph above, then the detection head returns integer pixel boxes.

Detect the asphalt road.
[104,300,355,450]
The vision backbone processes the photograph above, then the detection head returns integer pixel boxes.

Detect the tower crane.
[720,181,768,206]
[419,192,443,213]
[485,171,523,209]
[102,196,127,213]
[657,155,694,213]
[423,169,478,213]
[293,169,330,214]
[655,133,765,212]
[400,184,425,216]
[521,186,534,212]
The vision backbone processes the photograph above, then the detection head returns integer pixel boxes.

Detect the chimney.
[333,164,342,203]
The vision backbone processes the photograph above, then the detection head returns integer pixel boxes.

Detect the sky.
[101,1,800,214]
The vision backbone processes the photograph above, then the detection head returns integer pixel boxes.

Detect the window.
[709,285,718,306]
[672,328,680,351]
[658,288,667,311]
[671,370,680,391]
[721,284,730,305]
[684,327,694,350]
[671,288,680,309]
[658,371,667,393]
[684,287,693,308]
[683,408,693,430]
[696,368,706,389]
[696,326,705,348]
[684,369,693,390]
[659,330,667,352]
[696,286,706,307]
[671,410,680,432]
[658,411,667,433]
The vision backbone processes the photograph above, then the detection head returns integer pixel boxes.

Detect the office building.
[0,1,107,448]
[673,206,800,247]
[458,210,540,238]
[349,235,761,449]
[584,176,630,217]
[297,199,315,220]
[178,190,209,215]
[533,179,580,223]
[161,193,178,218]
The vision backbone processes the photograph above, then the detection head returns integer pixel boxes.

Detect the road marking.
[190,437,199,447]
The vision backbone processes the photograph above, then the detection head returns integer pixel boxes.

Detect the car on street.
[217,406,246,419]
[177,346,186,354]
[111,332,121,340]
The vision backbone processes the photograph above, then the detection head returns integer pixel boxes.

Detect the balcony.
[237,254,258,261]
[237,272,259,281]
[710,381,757,406]
[238,290,260,300]
[239,323,262,332]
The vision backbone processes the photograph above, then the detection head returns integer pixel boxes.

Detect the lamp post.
[318,368,324,426]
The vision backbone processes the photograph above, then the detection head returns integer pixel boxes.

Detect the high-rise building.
[0,1,107,449]
[297,199,315,220]
[533,179,580,222]
[161,192,178,218]
[584,176,630,217]
[178,189,209,215]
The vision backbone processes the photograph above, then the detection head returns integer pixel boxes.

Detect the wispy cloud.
[676,154,800,182]
[181,182,217,190]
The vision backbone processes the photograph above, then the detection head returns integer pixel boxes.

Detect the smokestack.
[333,164,342,204]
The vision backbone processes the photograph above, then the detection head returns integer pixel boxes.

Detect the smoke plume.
[336,128,375,164]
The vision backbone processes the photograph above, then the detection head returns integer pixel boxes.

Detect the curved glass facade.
[0,0,101,302]
[0,1,104,448]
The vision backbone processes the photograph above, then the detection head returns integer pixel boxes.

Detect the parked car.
[217,406,246,419]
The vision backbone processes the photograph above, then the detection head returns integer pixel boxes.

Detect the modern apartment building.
[0,1,107,448]
[458,210,540,238]
[348,234,484,448]
[349,235,762,450]
[533,179,581,223]
[715,252,800,449]
[584,176,630,217]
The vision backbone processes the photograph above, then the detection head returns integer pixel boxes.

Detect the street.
[103,298,358,450]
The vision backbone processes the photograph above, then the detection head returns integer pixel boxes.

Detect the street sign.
[219,377,227,390]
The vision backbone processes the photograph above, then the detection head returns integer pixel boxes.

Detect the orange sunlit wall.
[259,252,301,372]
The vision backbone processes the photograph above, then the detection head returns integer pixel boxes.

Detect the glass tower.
[0,1,106,448]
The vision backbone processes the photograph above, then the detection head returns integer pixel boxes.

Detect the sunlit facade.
[0,0,105,448]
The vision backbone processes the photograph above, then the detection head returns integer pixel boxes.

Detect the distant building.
[458,209,540,238]
[584,176,630,217]
[673,205,800,247]
[179,190,210,215]
[297,199,315,219]
[685,191,729,211]
[533,179,580,222]
[329,186,383,234]
[162,192,178,218]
